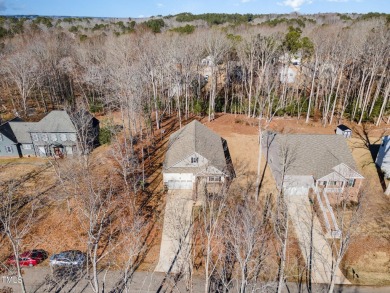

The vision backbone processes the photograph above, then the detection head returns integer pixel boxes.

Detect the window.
[208,176,221,182]
[347,179,355,187]
[32,134,39,141]
[191,157,198,164]
[41,134,48,142]
[23,144,32,150]
[5,146,12,153]
[51,134,58,141]
[60,134,67,141]
[69,133,77,142]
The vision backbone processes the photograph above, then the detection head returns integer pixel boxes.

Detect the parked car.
[49,250,86,268]
[7,249,48,267]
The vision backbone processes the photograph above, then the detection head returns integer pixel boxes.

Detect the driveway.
[285,190,350,285]
[154,189,194,274]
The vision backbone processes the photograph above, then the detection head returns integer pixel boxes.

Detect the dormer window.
[191,157,198,164]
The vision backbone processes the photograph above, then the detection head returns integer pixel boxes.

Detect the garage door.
[167,180,193,190]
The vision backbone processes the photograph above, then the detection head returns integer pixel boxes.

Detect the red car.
[6,250,47,267]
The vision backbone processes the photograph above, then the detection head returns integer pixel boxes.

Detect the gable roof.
[263,132,361,179]
[0,117,24,143]
[31,111,76,133]
[337,124,351,132]
[164,120,227,173]
[8,122,37,143]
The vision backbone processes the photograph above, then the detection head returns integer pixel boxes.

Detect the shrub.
[99,126,112,145]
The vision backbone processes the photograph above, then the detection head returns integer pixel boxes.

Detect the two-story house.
[0,110,99,158]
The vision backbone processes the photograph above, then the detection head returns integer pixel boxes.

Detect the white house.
[163,120,234,190]
[279,66,298,84]
[376,136,390,178]
[336,124,352,138]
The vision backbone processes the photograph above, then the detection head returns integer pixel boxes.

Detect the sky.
[0,0,389,18]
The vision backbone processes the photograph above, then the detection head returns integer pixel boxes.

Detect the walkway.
[155,190,194,274]
[285,189,350,285]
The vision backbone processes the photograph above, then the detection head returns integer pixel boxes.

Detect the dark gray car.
[49,250,86,268]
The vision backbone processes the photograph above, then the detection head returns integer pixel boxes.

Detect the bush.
[170,24,195,34]
[89,102,104,113]
[143,19,165,33]
[99,126,112,145]
[193,99,206,116]
[79,34,88,41]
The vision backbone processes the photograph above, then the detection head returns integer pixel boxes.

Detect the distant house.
[336,124,352,138]
[0,110,99,158]
[263,132,364,194]
[376,136,390,178]
[163,120,234,191]
[279,65,298,84]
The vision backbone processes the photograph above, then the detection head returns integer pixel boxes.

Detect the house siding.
[376,136,390,178]
[0,135,19,157]
[31,132,78,157]
[20,144,36,157]
[174,153,208,168]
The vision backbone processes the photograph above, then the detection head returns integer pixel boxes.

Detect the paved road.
[285,190,350,285]
[1,268,389,293]
[154,189,194,274]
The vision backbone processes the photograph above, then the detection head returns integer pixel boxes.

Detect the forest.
[0,13,389,132]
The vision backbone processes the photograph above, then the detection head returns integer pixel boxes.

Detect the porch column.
[341,180,346,192]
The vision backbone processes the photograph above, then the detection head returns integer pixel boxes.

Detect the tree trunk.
[277,219,288,293]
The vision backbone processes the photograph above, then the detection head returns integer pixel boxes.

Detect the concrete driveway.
[285,190,350,285]
[155,190,194,274]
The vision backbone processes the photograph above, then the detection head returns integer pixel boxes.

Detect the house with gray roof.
[163,120,234,190]
[375,135,390,178]
[0,110,99,158]
[0,118,24,157]
[263,132,364,238]
[262,132,364,194]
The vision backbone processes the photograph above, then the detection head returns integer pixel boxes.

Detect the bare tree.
[326,187,366,293]
[0,184,36,293]
[2,46,40,115]
[223,193,272,292]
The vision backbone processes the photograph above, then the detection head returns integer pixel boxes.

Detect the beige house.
[163,120,234,191]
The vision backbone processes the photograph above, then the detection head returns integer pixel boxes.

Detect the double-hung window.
[5,146,12,153]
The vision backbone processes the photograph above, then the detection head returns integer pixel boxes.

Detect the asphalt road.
[1,267,389,293]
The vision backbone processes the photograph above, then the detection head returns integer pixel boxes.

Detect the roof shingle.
[164,120,228,174]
